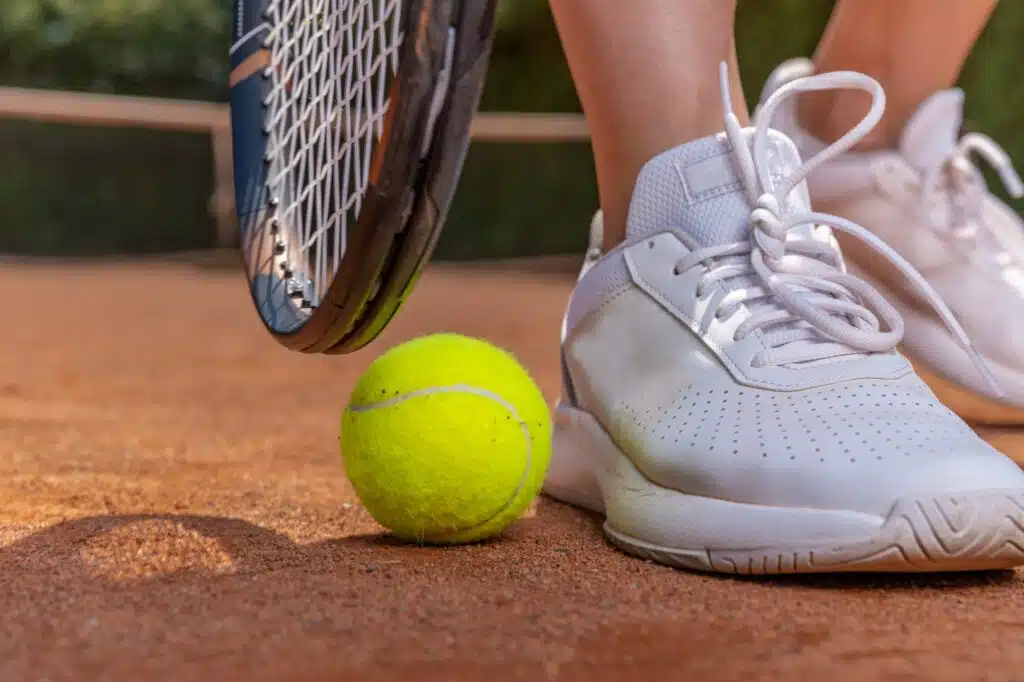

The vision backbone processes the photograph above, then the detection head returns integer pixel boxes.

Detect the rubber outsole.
[605,494,1024,575]
[546,404,1024,575]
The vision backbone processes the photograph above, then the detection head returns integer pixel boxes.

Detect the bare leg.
[548,0,743,249]
[800,0,999,150]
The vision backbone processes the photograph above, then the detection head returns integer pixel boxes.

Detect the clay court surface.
[2,260,1024,682]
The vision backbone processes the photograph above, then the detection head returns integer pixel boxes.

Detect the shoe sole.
[545,404,1024,575]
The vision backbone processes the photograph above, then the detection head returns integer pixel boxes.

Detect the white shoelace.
[689,63,1000,395]
[921,132,1024,258]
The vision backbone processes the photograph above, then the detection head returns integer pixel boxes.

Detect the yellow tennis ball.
[341,333,553,544]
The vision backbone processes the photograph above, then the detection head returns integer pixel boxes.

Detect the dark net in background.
[0,121,214,256]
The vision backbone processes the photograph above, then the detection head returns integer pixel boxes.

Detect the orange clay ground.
[0,260,1022,682]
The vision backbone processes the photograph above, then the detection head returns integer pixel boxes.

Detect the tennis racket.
[229,0,498,354]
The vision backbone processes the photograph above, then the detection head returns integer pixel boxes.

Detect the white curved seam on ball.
[348,384,534,532]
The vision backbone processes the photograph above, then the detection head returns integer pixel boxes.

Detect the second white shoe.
[544,66,1024,575]
[760,58,1024,424]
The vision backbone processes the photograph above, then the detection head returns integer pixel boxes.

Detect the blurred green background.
[0,0,1021,258]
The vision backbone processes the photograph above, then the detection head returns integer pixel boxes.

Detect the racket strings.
[259,0,403,311]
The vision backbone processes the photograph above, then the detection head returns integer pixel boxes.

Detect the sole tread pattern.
[605,493,1024,575]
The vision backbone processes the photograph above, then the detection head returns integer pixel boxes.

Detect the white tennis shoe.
[759,58,1024,424]
[544,65,1024,575]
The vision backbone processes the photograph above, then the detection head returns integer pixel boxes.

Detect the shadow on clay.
[5,502,999,595]
[0,514,309,583]
[0,498,606,590]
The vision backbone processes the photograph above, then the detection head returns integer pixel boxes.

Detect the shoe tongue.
[899,88,964,173]
[625,129,810,247]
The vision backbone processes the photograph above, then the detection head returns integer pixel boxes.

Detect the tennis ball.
[341,333,552,544]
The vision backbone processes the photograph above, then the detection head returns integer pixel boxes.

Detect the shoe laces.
[686,63,1000,396]
[920,132,1024,264]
